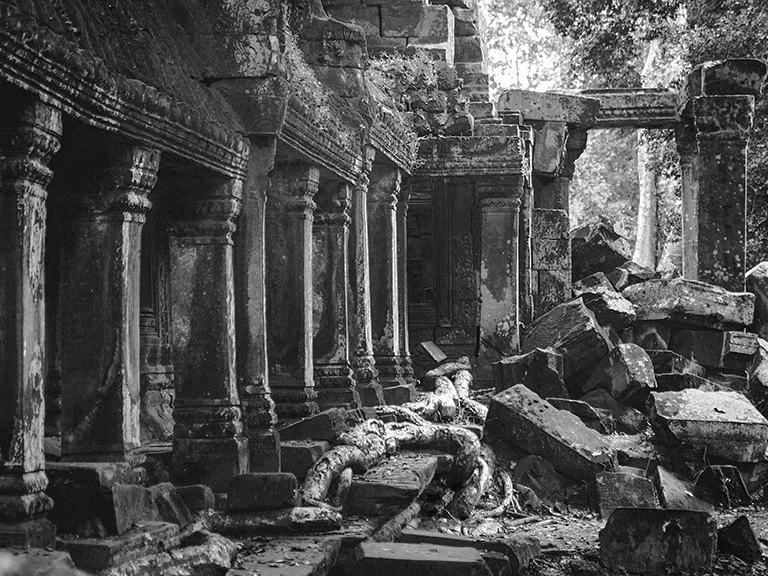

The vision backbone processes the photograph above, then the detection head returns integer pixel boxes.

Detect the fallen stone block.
[0,549,80,576]
[346,451,438,516]
[278,408,350,442]
[571,219,631,282]
[580,388,648,434]
[608,434,658,470]
[718,515,762,563]
[521,299,613,392]
[581,344,656,409]
[230,535,341,576]
[572,271,615,296]
[669,329,759,371]
[349,542,493,576]
[485,385,617,481]
[149,482,191,527]
[510,455,568,504]
[581,291,637,332]
[632,320,671,350]
[654,373,722,392]
[705,371,748,392]
[747,261,768,340]
[749,338,768,415]
[606,261,654,292]
[622,277,755,330]
[546,398,615,434]
[227,473,298,512]
[646,349,706,376]
[693,465,752,508]
[280,440,331,481]
[649,389,768,462]
[599,508,717,574]
[594,468,658,519]
[493,348,567,398]
[212,507,342,535]
[175,485,214,515]
[650,465,713,512]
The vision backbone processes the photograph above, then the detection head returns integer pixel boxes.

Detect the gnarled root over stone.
[447,444,496,519]
[404,376,459,422]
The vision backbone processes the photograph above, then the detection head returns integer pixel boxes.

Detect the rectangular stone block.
[532,121,568,175]
[649,389,768,462]
[669,329,759,371]
[485,385,617,481]
[535,269,572,317]
[532,209,569,240]
[350,542,493,576]
[594,469,658,519]
[532,239,570,270]
[493,347,567,398]
[381,4,452,43]
[452,8,477,36]
[227,473,299,512]
[281,440,331,481]
[646,349,706,376]
[325,5,382,36]
[176,484,215,515]
[279,408,349,442]
[654,373,721,392]
[347,452,437,516]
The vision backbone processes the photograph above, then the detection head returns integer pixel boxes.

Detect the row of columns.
[0,93,415,545]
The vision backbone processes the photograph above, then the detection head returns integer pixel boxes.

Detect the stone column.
[477,175,524,359]
[168,178,248,492]
[348,150,383,406]
[0,97,61,547]
[690,95,754,291]
[265,163,319,420]
[676,122,700,281]
[313,181,359,410]
[518,125,535,326]
[235,141,279,472]
[368,164,413,404]
[396,178,416,386]
[59,144,159,466]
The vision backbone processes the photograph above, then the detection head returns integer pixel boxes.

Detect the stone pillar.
[348,150,383,406]
[368,164,413,404]
[396,178,416,386]
[477,175,524,359]
[265,163,319,420]
[235,141,279,472]
[168,178,248,492]
[59,144,159,465]
[690,95,754,291]
[518,125,535,326]
[676,122,700,281]
[312,180,359,410]
[0,96,61,547]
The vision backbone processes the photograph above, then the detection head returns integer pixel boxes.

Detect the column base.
[382,384,416,405]
[171,436,249,493]
[248,429,281,473]
[314,364,360,410]
[357,383,385,407]
[374,356,407,387]
[0,518,56,548]
[399,356,417,387]
[272,387,319,422]
[352,355,384,406]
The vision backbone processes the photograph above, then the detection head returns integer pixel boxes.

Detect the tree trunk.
[633,129,658,269]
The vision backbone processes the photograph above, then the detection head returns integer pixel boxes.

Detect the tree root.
[404,376,458,422]
[476,468,518,518]
[447,444,496,519]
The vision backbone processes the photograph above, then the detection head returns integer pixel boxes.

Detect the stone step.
[281,440,331,481]
[349,542,493,576]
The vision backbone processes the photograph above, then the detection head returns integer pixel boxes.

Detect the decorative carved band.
[168,184,243,243]
[478,197,522,210]
[268,163,320,215]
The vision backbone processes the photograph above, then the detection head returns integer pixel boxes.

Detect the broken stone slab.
[571,219,631,282]
[705,371,748,392]
[510,455,568,504]
[594,468,659,519]
[622,277,755,330]
[229,535,342,576]
[349,542,493,576]
[632,321,671,350]
[654,373,723,392]
[646,349,706,376]
[496,89,600,125]
[397,529,541,576]
[669,329,759,371]
[747,262,768,340]
[281,440,331,481]
[485,385,617,481]
[572,272,615,296]
[580,388,648,434]
[649,465,713,512]
[493,348,567,399]
[649,389,768,462]
[581,343,657,410]
[580,290,637,332]
[693,465,752,508]
[599,508,717,574]
[227,473,299,512]
[748,338,768,415]
[176,485,214,515]
[521,298,613,392]
[718,515,763,563]
[211,507,342,536]
[149,483,191,528]
[608,434,658,470]
[57,522,180,573]
[0,549,80,576]
[606,261,654,292]
[278,408,351,442]
[546,398,615,434]
[346,451,438,516]
[420,341,448,363]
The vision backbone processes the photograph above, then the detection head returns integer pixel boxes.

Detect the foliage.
[365,51,439,108]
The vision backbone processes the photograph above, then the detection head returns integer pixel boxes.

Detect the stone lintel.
[496,89,600,127]
[415,133,527,178]
[579,88,678,129]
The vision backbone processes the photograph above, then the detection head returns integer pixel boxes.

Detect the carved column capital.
[675,122,699,159]
[315,181,352,226]
[397,177,411,217]
[693,95,755,142]
[561,127,588,179]
[368,165,401,208]
[168,178,243,244]
[476,174,524,211]
[269,163,320,215]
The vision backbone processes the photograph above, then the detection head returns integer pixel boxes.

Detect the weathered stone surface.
[511,455,568,504]
[654,373,722,392]
[531,121,568,175]
[212,507,342,536]
[347,451,438,516]
[651,466,714,511]
[149,483,191,527]
[632,321,671,350]
[580,389,648,434]
[572,272,615,296]
[669,329,758,371]
[350,542,493,576]
[382,4,454,43]
[522,299,613,391]
[496,90,600,125]
[693,465,751,508]
[718,515,763,563]
[582,344,656,409]
[176,485,214,515]
[599,508,716,574]
[581,291,637,332]
[606,261,654,291]
[0,549,80,576]
[281,440,331,481]
[546,398,615,434]
[622,277,755,330]
[594,469,658,518]
[748,338,768,415]
[279,409,350,442]
[706,371,748,392]
[493,348,567,398]
[646,349,706,377]
[486,385,617,481]
[649,389,768,462]
[227,473,299,512]
[747,262,768,340]
[228,535,341,576]
[691,59,768,99]
[571,219,631,282]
